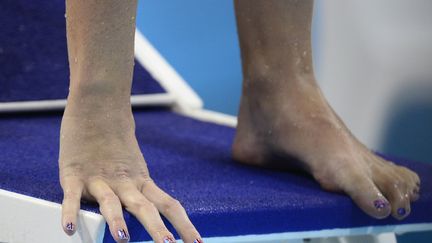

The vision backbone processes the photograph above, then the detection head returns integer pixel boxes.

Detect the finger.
[141,180,203,243]
[114,181,176,243]
[87,179,130,243]
[60,176,84,236]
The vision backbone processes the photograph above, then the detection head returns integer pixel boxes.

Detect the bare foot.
[233,0,420,220]
[233,74,421,220]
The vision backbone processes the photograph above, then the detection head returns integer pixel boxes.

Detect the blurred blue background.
[136,1,431,242]
[136,0,242,116]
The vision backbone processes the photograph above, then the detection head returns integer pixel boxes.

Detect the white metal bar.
[134,30,203,112]
[0,94,176,113]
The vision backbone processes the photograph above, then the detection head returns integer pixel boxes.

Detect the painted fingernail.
[117,229,129,241]
[397,208,406,216]
[163,236,175,243]
[194,239,203,243]
[65,222,74,232]
[374,199,389,210]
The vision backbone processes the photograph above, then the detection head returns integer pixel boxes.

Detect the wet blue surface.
[0,109,431,241]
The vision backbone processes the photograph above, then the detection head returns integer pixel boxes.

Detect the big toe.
[342,169,392,219]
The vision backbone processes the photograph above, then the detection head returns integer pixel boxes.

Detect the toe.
[386,183,411,220]
[374,171,412,220]
[341,169,391,219]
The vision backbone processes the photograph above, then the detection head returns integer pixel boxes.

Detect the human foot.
[233,74,421,220]
[233,0,420,220]
[58,93,202,243]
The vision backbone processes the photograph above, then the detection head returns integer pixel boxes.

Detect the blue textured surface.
[0,109,431,242]
[0,0,165,102]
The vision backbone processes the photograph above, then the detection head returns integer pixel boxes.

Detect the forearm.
[65,0,138,100]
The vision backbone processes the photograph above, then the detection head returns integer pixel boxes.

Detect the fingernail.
[374,199,389,210]
[397,208,406,216]
[163,236,175,243]
[193,239,203,243]
[65,222,74,232]
[117,229,129,241]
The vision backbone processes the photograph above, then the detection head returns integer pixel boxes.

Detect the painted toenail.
[373,199,388,210]
[117,229,129,241]
[398,208,406,216]
[65,222,74,232]
[194,239,203,243]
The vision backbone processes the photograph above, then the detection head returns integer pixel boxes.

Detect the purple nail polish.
[374,199,388,210]
[66,222,74,232]
[163,236,175,243]
[398,208,406,216]
[117,229,129,241]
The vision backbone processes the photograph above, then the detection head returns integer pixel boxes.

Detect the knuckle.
[138,178,153,191]
[59,162,84,178]
[112,163,132,181]
[160,198,182,214]
[63,190,81,201]
[123,196,155,213]
[111,216,125,226]
[126,198,147,211]
[100,192,119,204]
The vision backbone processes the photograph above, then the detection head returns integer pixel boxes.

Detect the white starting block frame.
[1,28,431,243]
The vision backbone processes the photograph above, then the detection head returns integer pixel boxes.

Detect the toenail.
[65,222,74,232]
[397,208,406,216]
[194,239,203,243]
[373,199,389,210]
[117,229,129,241]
